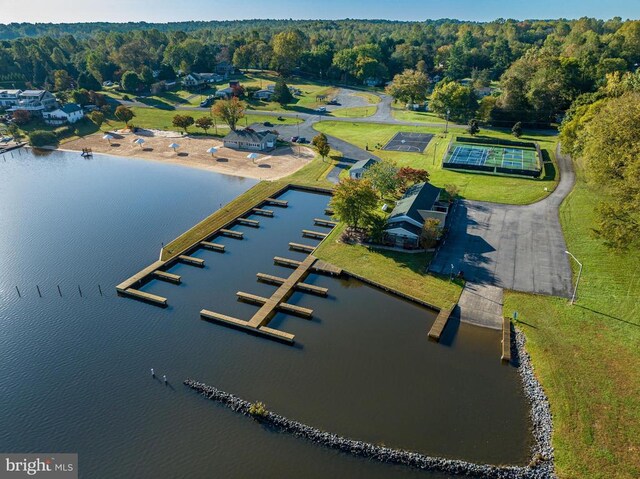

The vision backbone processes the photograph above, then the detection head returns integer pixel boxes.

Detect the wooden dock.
[119,288,167,306]
[237,218,259,228]
[179,255,205,267]
[200,310,295,344]
[256,273,328,296]
[252,208,274,217]
[302,229,328,239]
[311,260,343,276]
[219,229,243,239]
[289,242,316,253]
[236,292,313,318]
[153,270,181,283]
[314,218,338,227]
[266,198,288,207]
[324,207,334,215]
[274,256,302,268]
[248,255,317,328]
[200,241,225,252]
[501,317,512,363]
[428,307,453,341]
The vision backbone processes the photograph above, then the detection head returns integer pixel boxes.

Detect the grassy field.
[314,121,559,205]
[314,223,462,310]
[391,108,447,124]
[354,92,381,104]
[503,166,640,479]
[330,106,377,118]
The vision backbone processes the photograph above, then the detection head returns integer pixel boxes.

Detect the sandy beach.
[62,130,315,180]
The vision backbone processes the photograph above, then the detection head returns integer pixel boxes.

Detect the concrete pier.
[178,255,205,267]
[219,229,243,239]
[252,208,274,217]
[237,218,259,228]
[289,242,316,253]
[314,218,338,227]
[153,270,181,283]
[302,229,328,239]
[200,241,225,252]
[501,317,512,363]
[266,198,288,207]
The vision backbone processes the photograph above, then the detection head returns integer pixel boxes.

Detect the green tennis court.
[443,142,540,177]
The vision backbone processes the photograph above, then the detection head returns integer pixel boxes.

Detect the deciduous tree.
[385,69,430,105]
[330,179,378,230]
[114,105,135,124]
[195,116,214,134]
[172,114,194,134]
[211,98,246,131]
[364,160,400,198]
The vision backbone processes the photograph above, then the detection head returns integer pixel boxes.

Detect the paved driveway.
[429,146,575,298]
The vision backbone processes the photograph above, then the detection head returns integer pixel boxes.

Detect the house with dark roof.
[43,103,83,125]
[349,158,379,179]
[222,129,277,151]
[384,182,449,248]
[5,90,57,115]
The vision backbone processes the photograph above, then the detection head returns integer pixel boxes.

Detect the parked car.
[316,106,326,113]
[328,99,338,105]
[296,137,307,144]
[290,136,299,142]
[263,121,273,127]
[199,98,213,107]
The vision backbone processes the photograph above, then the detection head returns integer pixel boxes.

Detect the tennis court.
[383,132,433,153]
[444,142,540,177]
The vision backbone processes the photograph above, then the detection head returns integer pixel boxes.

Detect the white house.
[5,90,58,115]
[182,72,223,88]
[349,158,379,179]
[254,89,274,100]
[222,129,277,151]
[383,182,449,248]
[0,89,22,109]
[43,103,84,125]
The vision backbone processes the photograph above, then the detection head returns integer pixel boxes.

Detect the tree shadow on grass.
[540,148,557,181]
[575,304,639,328]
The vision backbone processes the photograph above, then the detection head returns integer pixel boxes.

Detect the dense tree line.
[0,18,639,126]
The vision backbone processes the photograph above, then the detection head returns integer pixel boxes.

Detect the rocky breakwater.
[185,328,556,479]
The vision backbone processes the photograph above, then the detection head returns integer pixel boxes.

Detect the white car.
[316,106,327,113]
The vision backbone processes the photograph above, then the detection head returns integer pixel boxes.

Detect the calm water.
[0,149,532,478]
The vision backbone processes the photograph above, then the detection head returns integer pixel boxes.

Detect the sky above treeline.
[1,0,638,24]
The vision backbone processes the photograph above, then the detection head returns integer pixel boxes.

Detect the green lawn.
[503,166,640,479]
[330,106,377,118]
[354,92,381,104]
[391,108,446,124]
[314,223,462,310]
[314,121,559,205]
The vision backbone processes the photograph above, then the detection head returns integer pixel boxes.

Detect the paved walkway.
[430,144,575,298]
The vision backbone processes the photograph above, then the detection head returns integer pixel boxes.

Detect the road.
[429,144,575,298]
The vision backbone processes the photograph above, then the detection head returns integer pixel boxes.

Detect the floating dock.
[314,218,338,227]
[266,198,288,207]
[119,288,167,306]
[219,229,243,239]
[237,218,259,228]
[274,256,302,268]
[428,307,453,341]
[252,208,274,217]
[289,242,316,253]
[200,241,225,252]
[178,255,205,267]
[153,270,181,284]
[302,229,328,239]
[501,317,512,363]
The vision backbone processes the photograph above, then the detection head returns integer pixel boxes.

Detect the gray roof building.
[349,158,379,179]
[222,129,277,151]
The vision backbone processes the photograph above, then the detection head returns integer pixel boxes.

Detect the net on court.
[383,132,434,153]
[443,142,540,177]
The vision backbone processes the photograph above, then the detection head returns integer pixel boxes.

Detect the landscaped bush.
[53,125,74,139]
[28,130,59,147]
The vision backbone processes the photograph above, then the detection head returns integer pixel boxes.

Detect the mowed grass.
[391,108,447,124]
[354,92,381,104]
[314,223,462,310]
[503,168,640,479]
[330,106,377,118]
[314,121,558,204]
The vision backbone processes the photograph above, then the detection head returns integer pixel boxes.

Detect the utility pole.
[445,109,450,135]
[565,250,583,304]
[296,114,300,137]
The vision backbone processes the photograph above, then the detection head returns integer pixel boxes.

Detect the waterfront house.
[5,90,57,116]
[222,129,277,151]
[0,89,22,109]
[349,158,379,179]
[383,182,449,248]
[43,103,84,125]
